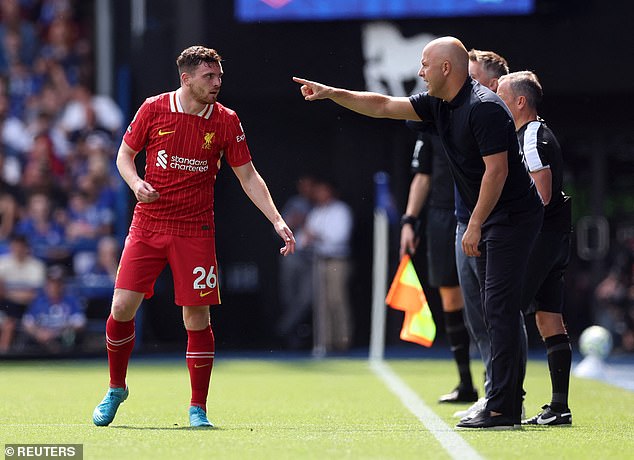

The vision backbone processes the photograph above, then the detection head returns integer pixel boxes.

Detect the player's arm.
[530,168,552,205]
[400,173,431,258]
[462,151,508,257]
[232,161,295,256]
[116,140,159,203]
[293,77,420,120]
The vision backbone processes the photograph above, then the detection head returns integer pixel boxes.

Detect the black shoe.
[522,404,572,426]
[438,386,478,404]
[456,409,517,430]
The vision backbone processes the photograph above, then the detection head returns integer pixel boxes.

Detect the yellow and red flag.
[385,254,436,347]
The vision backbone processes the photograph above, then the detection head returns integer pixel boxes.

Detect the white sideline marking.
[370,360,483,460]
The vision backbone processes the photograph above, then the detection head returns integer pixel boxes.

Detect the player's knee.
[110,302,136,322]
[183,307,210,330]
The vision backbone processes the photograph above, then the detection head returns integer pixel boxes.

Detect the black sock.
[444,309,473,390]
[545,333,572,412]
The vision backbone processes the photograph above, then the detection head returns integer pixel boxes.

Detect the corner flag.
[385,254,436,347]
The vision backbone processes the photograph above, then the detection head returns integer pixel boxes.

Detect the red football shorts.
[115,226,220,306]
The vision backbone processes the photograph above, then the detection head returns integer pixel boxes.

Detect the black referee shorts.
[521,231,571,315]
[425,207,459,288]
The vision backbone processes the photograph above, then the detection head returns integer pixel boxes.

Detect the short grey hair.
[498,70,543,109]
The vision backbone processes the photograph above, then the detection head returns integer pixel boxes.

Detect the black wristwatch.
[400,214,419,228]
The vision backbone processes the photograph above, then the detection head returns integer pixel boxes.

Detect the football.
[579,325,613,359]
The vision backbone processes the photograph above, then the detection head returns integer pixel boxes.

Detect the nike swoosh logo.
[158,129,176,136]
[537,415,557,424]
[199,291,213,298]
[194,363,211,368]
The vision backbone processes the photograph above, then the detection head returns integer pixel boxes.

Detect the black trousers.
[477,205,543,421]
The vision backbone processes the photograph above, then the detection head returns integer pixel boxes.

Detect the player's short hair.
[176,46,222,75]
[499,71,543,109]
[468,49,509,78]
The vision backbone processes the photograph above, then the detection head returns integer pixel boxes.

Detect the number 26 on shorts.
[193,265,217,290]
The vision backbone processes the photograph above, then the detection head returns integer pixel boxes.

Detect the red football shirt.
[123,90,252,237]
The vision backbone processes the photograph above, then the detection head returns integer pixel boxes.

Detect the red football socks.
[106,314,135,388]
[186,325,215,412]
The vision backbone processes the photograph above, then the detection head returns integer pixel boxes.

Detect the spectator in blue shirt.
[22,265,86,353]
[15,192,69,263]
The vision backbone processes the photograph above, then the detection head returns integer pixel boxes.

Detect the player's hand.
[292,77,332,101]
[133,178,159,203]
[399,225,419,258]
[462,223,481,257]
[276,222,296,256]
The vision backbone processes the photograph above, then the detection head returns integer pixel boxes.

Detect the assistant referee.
[498,71,573,426]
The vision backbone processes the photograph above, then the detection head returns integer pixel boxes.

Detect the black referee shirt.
[409,77,540,216]
[518,119,571,232]
[406,121,455,210]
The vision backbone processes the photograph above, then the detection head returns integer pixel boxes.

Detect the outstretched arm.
[292,77,421,120]
[232,161,295,256]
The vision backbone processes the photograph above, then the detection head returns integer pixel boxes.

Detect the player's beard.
[193,85,219,105]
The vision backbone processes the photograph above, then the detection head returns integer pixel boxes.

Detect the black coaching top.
[409,77,542,219]
[518,119,571,233]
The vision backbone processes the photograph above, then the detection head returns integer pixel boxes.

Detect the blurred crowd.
[276,174,354,357]
[0,0,122,355]
[594,234,634,354]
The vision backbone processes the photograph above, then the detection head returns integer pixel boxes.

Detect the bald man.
[294,36,543,430]
[453,49,529,423]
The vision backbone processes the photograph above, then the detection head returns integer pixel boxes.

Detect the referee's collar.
[517,116,545,134]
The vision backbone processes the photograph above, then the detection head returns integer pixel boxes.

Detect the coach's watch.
[400,214,419,228]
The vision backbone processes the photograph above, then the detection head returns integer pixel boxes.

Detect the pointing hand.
[292,77,331,101]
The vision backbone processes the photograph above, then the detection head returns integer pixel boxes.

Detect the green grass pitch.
[1,358,633,459]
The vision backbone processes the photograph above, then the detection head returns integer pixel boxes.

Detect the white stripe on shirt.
[523,121,549,172]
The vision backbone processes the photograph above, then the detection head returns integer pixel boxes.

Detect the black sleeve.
[409,93,435,122]
[470,101,516,156]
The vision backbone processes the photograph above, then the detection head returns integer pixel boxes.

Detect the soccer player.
[294,36,543,429]
[497,71,573,425]
[92,46,295,428]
